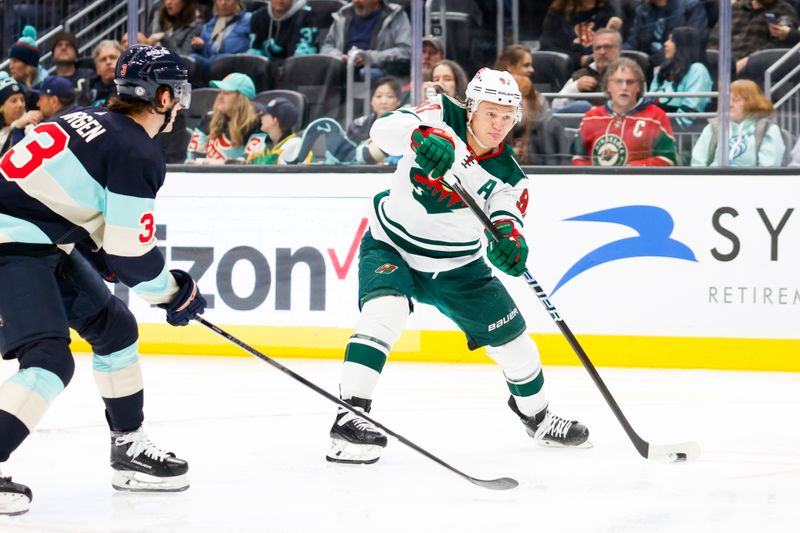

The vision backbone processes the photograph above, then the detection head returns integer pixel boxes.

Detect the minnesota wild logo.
[409,167,466,214]
[375,263,398,274]
[593,134,628,166]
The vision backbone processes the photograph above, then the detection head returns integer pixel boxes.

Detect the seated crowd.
[3,0,800,167]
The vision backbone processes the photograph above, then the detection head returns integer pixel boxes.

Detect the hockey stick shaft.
[447,177,655,459]
[194,316,518,489]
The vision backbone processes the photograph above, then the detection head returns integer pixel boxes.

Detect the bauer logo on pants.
[552,205,697,295]
[375,263,398,274]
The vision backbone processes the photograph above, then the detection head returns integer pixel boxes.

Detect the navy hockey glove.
[411,126,455,180]
[75,239,118,283]
[485,220,529,277]
[158,270,207,326]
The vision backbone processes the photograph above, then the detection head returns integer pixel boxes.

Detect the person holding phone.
[708,0,799,74]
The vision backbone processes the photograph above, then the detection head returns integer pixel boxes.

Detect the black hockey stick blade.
[194,316,519,490]
[445,175,701,463]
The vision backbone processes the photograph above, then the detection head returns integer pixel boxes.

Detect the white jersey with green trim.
[368,94,529,273]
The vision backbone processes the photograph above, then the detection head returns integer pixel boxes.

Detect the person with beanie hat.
[8,26,47,90]
[0,73,36,156]
[50,30,95,88]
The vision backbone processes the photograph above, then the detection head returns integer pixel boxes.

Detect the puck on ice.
[670,452,687,462]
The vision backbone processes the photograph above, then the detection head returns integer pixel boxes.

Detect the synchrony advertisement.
[73,171,800,371]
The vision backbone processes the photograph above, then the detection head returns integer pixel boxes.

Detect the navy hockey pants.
[0,249,143,462]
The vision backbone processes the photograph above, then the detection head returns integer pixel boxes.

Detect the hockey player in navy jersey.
[0,45,206,515]
[326,68,590,465]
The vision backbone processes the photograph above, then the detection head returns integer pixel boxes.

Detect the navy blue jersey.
[0,108,178,304]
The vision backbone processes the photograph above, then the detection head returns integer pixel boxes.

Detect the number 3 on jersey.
[139,213,155,244]
[0,123,69,180]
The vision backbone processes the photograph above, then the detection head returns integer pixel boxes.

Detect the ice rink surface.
[1,353,798,533]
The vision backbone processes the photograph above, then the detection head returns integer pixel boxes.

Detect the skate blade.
[112,470,189,492]
[0,493,31,516]
[535,438,594,449]
[326,438,383,464]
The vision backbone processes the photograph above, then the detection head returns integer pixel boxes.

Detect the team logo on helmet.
[593,134,628,166]
[375,263,398,274]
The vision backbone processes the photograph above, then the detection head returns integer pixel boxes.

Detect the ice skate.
[508,396,591,448]
[110,427,189,492]
[0,469,32,516]
[326,397,388,464]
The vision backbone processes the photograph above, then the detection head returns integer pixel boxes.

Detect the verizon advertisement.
[120,171,799,341]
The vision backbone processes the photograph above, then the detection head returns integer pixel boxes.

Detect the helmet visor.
[173,81,191,108]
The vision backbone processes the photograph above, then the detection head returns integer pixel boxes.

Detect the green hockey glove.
[411,126,456,180]
[485,220,528,277]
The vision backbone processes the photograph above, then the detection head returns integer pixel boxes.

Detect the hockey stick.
[194,316,519,490]
[443,174,700,463]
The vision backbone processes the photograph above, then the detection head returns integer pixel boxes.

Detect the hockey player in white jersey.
[327,68,590,465]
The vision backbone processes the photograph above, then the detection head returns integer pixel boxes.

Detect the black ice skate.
[326,397,388,464]
[0,471,32,516]
[508,396,591,448]
[110,427,189,492]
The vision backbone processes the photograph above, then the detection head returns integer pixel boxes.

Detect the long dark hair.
[159,0,199,32]
[655,26,707,88]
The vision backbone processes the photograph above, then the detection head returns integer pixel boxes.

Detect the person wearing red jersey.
[571,57,677,166]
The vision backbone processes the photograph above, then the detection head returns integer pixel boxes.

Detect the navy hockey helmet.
[115,45,191,108]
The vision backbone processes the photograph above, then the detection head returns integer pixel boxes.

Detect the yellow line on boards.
[69,325,800,372]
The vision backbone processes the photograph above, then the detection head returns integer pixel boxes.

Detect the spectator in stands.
[35,76,78,120]
[347,76,402,144]
[321,0,412,77]
[511,75,571,165]
[552,28,622,112]
[494,44,535,79]
[7,26,47,100]
[571,57,677,165]
[349,76,402,164]
[250,0,319,61]
[422,60,469,102]
[247,97,310,164]
[691,79,787,166]
[708,0,799,74]
[186,72,262,163]
[649,26,712,130]
[421,35,445,77]
[624,0,708,66]
[190,0,252,72]
[89,40,124,107]
[49,31,94,87]
[0,73,31,156]
[143,0,204,55]
[540,0,624,69]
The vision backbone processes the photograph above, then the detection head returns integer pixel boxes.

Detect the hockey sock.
[92,341,144,431]
[74,297,144,431]
[485,334,548,416]
[0,338,74,461]
[340,295,409,400]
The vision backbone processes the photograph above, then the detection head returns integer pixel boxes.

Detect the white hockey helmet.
[465,68,523,123]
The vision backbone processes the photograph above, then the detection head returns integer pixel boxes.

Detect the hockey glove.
[410,126,455,180]
[485,220,528,277]
[75,239,118,283]
[158,269,207,327]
